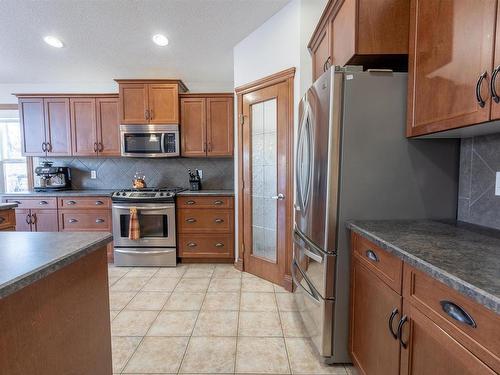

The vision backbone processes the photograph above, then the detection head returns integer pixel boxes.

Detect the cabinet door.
[311,22,331,82]
[350,256,401,375]
[19,98,46,156]
[400,301,496,375]
[207,97,233,157]
[44,98,72,155]
[148,83,179,124]
[70,98,98,156]
[490,1,500,120]
[119,83,149,124]
[14,209,32,232]
[30,209,58,232]
[96,97,120,156]
[180,97,207,157]
[407,0,496,137]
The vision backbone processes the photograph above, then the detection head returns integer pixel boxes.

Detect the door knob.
[271,193,285,200]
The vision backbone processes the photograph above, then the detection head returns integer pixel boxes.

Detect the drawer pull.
[68,219,78,223]
[214,218,224,224]
[95,200,104,205]
[95,219,105,224]
[440,301,477,328]
[12,200,21,204]
[186,200,196,205]
[215,242,224,248]
[186,218,197,223]
[39,200,49,205]
[213,200,223,205]
[187,242,197,247]
[67,200,76,205]
[26,214,31,225]
[0,217,4,224]
[397,315,408,349]
[365,249,379,262]
[388,308,399,340]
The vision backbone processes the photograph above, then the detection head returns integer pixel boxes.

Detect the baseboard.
[234,258,244,271]
[283,273,293,292]
[180,258,233,264]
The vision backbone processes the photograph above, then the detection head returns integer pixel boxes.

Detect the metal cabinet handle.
[203,143,207,153]
[491,65,500,103]
[68,219,78,223]
[145,109,150,120]
[440,301,477,328]
[47,142,52,152]
[323,56,332,72]
[476,71,488,108]
[271,193,285,200]
[31,213,36,224]
[39,201,48,205]
[365,249,379,262]
[388,308,399,339]
[215,242,224,248]
[214,218,224,224]
[186,218,197,223]
[0,217,5,224]
[67,200,76,205]
[213,200,223,205]
[98,142,104,152]
[41,142,47,152]
[208,142,212,152]
[93,142,98,152]
[26,214,31,225]
[95,200,104,205]
[187,242,197,247]
[149,109,154,119]
[397,315,408,349]
[95,218,105,224]
[186,200,196,205]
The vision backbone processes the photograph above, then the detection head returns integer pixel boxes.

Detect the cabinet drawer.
[59,210,111,232]
[352,233,403,293]
[0,210,15,230]
[58,197,111,209]
[5,197,57,210]
[177,209,233,233]
[178,234,233,258]
[403,265,500,372]
[177,196,233,209]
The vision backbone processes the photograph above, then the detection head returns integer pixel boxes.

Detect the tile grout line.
[275,289,293,375]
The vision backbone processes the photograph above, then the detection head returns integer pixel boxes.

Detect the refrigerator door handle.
[291,260,322,304]
[294,230,324,264]
[294,227,331,258]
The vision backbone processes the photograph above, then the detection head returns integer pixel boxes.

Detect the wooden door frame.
[234,67,295,291]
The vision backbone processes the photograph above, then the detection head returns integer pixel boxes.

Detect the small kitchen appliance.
[34,161,71,192]
[111,187,185,266]
[120,124,179,157]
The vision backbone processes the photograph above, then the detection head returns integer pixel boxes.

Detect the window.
[0,112,28,193]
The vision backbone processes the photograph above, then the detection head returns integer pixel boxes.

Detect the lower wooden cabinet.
[177,195,234,262]
[350,232,499,375]
[11,207,58,232]
[0,209,16,231]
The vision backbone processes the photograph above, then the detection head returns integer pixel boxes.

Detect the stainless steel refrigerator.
[292,68,459,363]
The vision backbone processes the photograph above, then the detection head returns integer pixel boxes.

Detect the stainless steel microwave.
[120,124,180,157]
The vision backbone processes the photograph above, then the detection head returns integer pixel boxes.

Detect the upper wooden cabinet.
[309,0,409,81]
[96,97,120,156]
[18,97,72,157]
[115,79,187,124]
[180,94,234,157]
[407,0,497,137]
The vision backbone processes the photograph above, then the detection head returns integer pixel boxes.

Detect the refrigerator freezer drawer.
[292,260,334,358]
[293,228,336,299]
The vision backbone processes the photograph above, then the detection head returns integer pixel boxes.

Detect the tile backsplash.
[35,157,234,190]
[458,134,500,230]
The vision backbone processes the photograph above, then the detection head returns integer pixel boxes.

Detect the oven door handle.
[114,248,176,255]
[160,133,166,153]
[112,205,174,210]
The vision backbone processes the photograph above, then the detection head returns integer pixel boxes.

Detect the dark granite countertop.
[0,203,18,210]
[1,189,115,197]
[0,232,112,299]
[177,189,234,196]
[347,220,500,314]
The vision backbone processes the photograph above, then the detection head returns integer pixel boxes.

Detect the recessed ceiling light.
[43,36,64,48]
[152,34,169,47]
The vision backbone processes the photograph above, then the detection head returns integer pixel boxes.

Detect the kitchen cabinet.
[309,0,409,81]
[177,195,234,261]
[407,0,497,137]
[349,232,500,375]
[18,97,72,156]
[71,96,120,156]
[116,80,187,125]
[180,94,234,157]
[10,206,58,232]
[0,209,16,231]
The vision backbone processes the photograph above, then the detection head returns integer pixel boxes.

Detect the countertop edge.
[347,222,500,315]
[0,234,113,300]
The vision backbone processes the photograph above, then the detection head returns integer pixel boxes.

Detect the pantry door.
[236,68,295,288]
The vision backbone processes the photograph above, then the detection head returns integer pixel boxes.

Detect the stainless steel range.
[111,187,185,267]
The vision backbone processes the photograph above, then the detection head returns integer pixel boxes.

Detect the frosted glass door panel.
[251,99,277,262]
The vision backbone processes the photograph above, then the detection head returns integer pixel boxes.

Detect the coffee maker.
[34,161,72,192]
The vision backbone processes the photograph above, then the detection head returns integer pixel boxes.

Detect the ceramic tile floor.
[108,263,355,374]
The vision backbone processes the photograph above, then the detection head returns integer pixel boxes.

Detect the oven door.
[120,124,179,157]
[112,203,176,247]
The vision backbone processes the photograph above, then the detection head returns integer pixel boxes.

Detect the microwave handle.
[160,133,166,153]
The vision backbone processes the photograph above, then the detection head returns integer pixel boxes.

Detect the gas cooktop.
[111,187,186,202]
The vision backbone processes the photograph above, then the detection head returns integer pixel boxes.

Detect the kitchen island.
[0,232,113,375]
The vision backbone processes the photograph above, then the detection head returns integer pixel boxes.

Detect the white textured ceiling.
[0,0,289,97]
